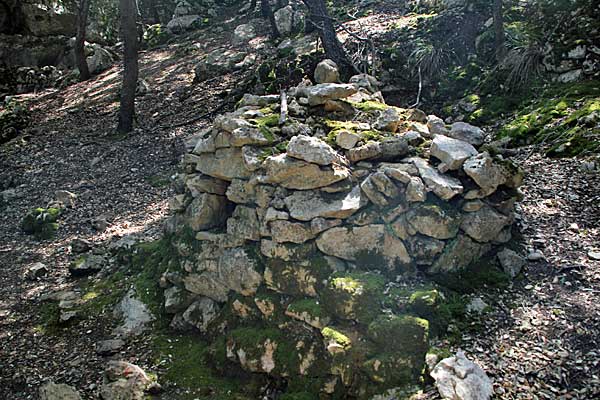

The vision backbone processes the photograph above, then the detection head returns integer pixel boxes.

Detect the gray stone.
[316,225,410,268]
[406,177,427,202]
[185,175,228,196]
[411,157,463,200]
[429,235,491,274]
[285,185,367,221]
[225,179,254,204]
[461,204,511,242]
[360,175,390,207]
[335,130,361,149]
[466,297,488,314]
[25,262,48,280]
[448,122,485,146]
[497,248,525,279]
[310,217,343,235]
[71,238,92,253]
[347,142,382,163]
[431,135,478,171]
[164,286,194,314]
[260,240,316,261]
[39,382,81,400]
[241,146,264,171]
[100,361,156,400]
[406,235,445,265]
[196,147,252,181]
[306,83,358,106]
[227,206,260,241]
[182,297,220,332]
[349,74,380,93]
[167,15,201,33]
[55,190,76,208]
[96,339,125,355]
[113,290,154,337]
[232,23,256,45]
[463,152,523,196]
[430,351,493,400]
[274,5,304,35]
[374,108,401,132]
[380,137,410,159]
[406,204,461,240]
[263,154,350,190]
[230,126,272,147]
[69,254,105,276]
[287,135,341,166]
[269,220,315,244]
[185,193,229,231]
[314,59,340,83]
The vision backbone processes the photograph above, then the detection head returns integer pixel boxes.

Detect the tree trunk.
[301,0,354,77]
[260,0,279,38]
[75,0,90,81]
[493,0,506,62]
[117,0,139,133]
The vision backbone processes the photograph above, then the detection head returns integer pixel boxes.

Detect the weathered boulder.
[411,157,463,200]
[287,135,341,166]
[406,204,461,240]
[431,351,493,400]
[374,108,401,132]
[182,297,220,332]
[274,5,304,35]
[463,152,523,196]
[429,235,491,274]
[431,135,478,171]
[306,83,358,106]
[314,59,340,83]
[232,23,256,45]
[263,154,350,190]
[184,193,229,231]
[448,122,485,147]
[113,290,154,337]
[285,185,366,221]
[39,382,81,400]
[316,225,410,268]
[497,248,525,278]
[335,130,360,149]
[460,204,511,243]
[167,15,201,33]
[196,147,252,180]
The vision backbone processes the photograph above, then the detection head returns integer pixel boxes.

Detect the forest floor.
[1,9,600,400]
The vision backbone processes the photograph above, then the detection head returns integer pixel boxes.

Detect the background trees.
[117,0,139,133]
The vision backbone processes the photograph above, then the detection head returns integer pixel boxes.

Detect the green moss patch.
[322,272,385,324]
[21,207,61,239]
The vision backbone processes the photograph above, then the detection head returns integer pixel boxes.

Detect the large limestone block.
[430,351,493,400]
[463,152,523,196]
[314,59,340,83]
[263,154,350,190]
[287,135,341,166]
[448,122,485,146]
[406,204,462,240]
[429,235,491,274]
[431,135,478,171]
[196,147,252,181]
[316,225,410,269]
[284,185,367,221]
[185,193,229,231]
[306,83,358,106]
[410,157,463,200]
[460,204,511,243]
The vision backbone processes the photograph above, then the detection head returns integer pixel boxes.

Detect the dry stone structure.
[161,69,523,398]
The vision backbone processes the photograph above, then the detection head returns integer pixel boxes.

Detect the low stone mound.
[162,68,523,398]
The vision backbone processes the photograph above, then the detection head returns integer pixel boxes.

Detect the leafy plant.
[408,39,456,81]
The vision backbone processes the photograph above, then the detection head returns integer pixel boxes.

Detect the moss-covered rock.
[321,272,385,324]
[286,298,331,329]
[367,315,429,362]
[21,207,61,239]
[264,257,331,297]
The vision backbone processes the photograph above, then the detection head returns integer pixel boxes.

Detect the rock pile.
[162,61,523,398]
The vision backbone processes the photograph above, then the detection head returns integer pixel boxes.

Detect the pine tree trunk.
[260,0,280,38]
[75,0,90,81]
[493,0,506,62]
[117,0,139,133]
[301,0,354,77]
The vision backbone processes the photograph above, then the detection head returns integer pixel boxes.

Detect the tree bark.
[301,0,354,77]
[75,0,90,81]
[117,0,139,133]
[493,0,506,62]
[260,0,279,38]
